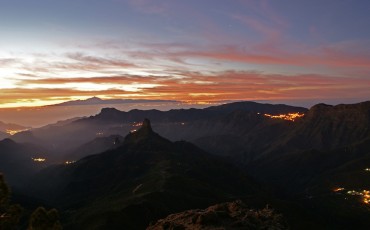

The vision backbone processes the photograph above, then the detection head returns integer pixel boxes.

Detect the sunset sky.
[1,0,370,108]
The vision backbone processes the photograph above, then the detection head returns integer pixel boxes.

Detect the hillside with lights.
[1,100,370,229]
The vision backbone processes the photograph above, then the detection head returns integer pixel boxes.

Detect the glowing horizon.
[1,0,370,108]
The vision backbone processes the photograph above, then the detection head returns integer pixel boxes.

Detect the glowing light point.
[333,187,345,192]
[32,157,46,162]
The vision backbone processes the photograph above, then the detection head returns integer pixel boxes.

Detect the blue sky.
[0,0,369,107]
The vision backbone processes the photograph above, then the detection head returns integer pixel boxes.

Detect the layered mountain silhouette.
[10,101,306,159]
[0,121,28,133]
[27,119,259,230]
[6,100,370,229]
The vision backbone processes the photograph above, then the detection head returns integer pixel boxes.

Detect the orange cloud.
[124,40,370,70]
[3,71,369,107]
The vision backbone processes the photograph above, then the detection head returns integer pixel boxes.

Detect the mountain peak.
[124,118,159,144]
[0,138,16,145]
[86,96,103,102]
[134,118,154,136]
[141,118,152,132]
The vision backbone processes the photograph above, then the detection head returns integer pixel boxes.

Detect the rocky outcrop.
[147,200,288,230]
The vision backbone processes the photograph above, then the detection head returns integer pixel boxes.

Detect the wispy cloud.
[2,71,368,107]
[0,58,18,66]
[1,0,369,108]
[127,42,370,68]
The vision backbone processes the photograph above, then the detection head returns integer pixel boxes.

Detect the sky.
[0,0,370,108]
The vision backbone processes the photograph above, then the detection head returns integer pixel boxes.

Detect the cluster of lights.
[332,168,370,204]
[32,158,46,162]
[363,190,370,204]
[335,188,370,205]
[347,190,370,204]
[6,129,29,136]
[347,190,364,196]
[132,122,143,127]
[65,161,76,165]
[130,122,143,133]
[263,113,305,121]
[96,132,104,136]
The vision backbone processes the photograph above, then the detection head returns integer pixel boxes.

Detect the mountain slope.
[248,101,370,190]
[277,101,370,151]
[0,131,9,140]
[0,139,49,187]
[63,135,124,161]
[28,119,260,230]
[244,101,370,229]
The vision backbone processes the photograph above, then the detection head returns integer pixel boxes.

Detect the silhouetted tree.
[28,207,62,230]
[0,174,23,230]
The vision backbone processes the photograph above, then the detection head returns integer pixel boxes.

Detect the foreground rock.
[147,200,288,230]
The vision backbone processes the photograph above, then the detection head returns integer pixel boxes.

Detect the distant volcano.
[49,97,179,106]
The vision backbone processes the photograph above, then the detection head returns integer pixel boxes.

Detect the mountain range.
[2,100,370,229]
[10,101,307,157]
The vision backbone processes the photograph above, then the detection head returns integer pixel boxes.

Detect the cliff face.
[275,101,370,151]
[147,200,288,230]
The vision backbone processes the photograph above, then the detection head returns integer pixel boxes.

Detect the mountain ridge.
[27,119,260,229]
[6,100,370,229]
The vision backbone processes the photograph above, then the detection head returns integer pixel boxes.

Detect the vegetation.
[0,174,62,230]
[0,174,22,230]
[28,207,62,230]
